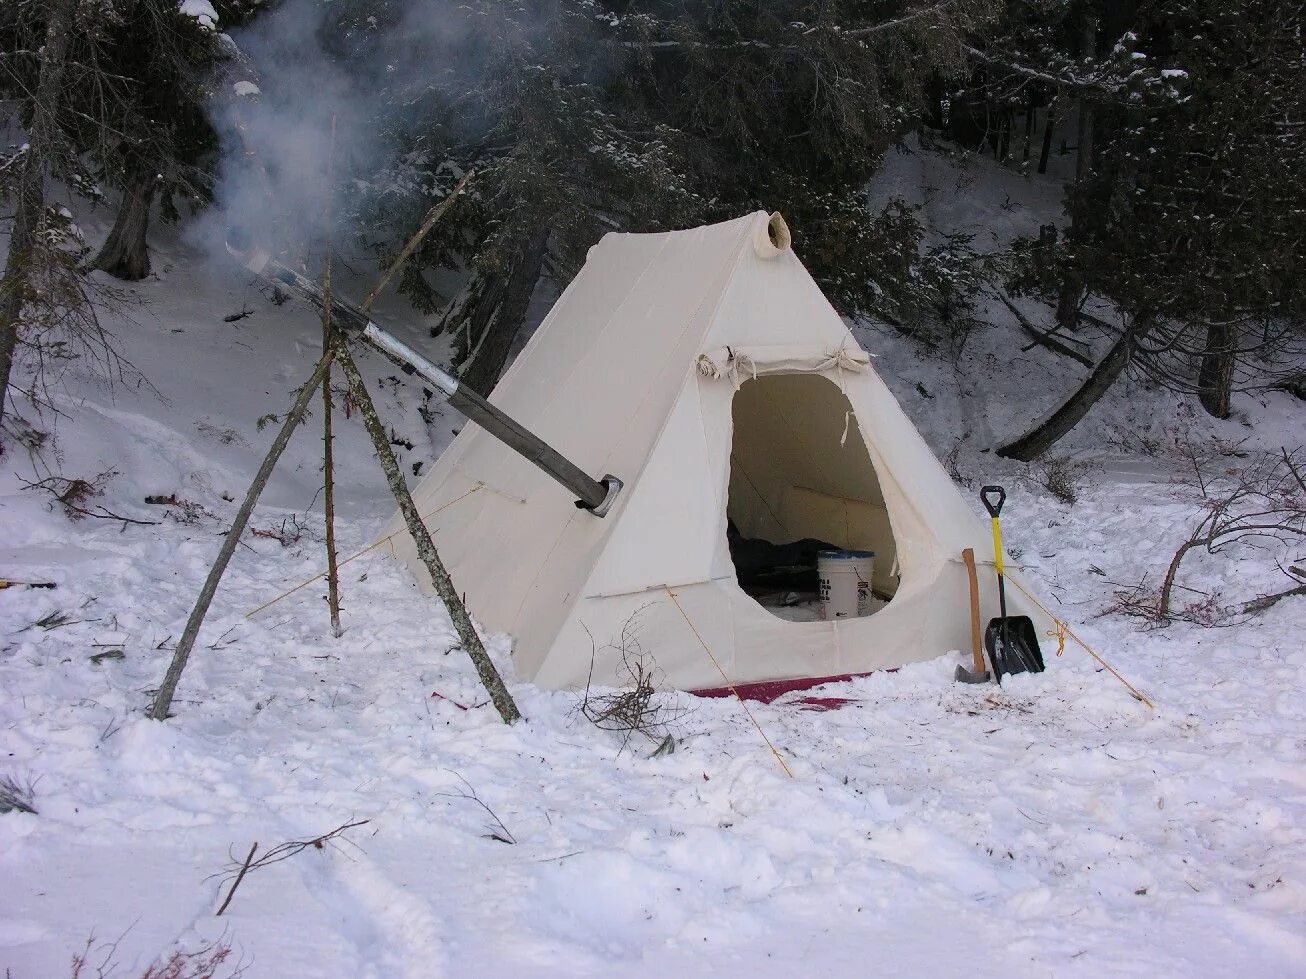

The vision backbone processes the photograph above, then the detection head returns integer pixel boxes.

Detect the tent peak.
[753,211,791,260]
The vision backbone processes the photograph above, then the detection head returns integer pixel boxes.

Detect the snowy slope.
[2,153,1305,977]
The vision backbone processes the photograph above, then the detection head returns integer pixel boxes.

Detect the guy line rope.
[244,484,484,619]
[664,585,795,779]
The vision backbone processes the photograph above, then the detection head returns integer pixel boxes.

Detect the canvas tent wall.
[379,211,1061,691]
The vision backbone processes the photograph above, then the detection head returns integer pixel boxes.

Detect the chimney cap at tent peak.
[754,211,791,259]
[378,211,1066,692]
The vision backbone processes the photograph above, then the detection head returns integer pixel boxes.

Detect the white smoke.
[189,0,480,272]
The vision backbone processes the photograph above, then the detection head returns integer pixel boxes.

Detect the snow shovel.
[954,547,992,684]
[980,486,1045,683]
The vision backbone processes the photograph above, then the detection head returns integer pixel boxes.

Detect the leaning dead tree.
[998,311,1156,461]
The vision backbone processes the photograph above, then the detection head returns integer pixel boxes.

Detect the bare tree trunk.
[150,353,333,720]
[1054,101,1093,326]
[1022,90,1036,164]
[361,170,474,314]
[995,109,1010,161]
[0,0,74,427]
[455,228,549,397]
[998,313,1154,461]
[332,338,521,724]
[1037,97,1057,175]
[1055,16,1097,330]
[1054,267,1083,332]
[1159,538,1200,616]
[1197,320,1236,419]
[93,172,156,281]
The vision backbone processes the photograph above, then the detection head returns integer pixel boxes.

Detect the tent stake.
[333,336,522,724]
[149,352,333,721]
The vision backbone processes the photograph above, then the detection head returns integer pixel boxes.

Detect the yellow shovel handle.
[990,516,1004,577]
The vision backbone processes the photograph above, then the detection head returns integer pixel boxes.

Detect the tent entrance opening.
[726,373,900,622]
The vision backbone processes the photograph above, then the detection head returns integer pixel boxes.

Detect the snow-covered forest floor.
[2,145,1303,978]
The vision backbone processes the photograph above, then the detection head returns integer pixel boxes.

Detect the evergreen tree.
[86,0,234,280]
[322,0,1001,393]
[1000,0,1305,457]
[1,0,110,427]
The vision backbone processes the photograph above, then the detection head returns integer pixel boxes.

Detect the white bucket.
[817,549,874,620]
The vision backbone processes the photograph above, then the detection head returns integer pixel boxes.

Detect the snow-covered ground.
[2,148,1304,977]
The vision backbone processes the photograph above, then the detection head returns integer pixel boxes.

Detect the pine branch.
[361,170,475,314]
[613,0,968,53]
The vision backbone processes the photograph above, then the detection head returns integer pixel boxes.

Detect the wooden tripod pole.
[321,116,342,637]
[361,170,473,315]
[150,352,333,720]
[332,336,521,724]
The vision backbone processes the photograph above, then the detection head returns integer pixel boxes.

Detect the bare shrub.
[0,772,38,814]
[168,500,213,526]
[0,412,50,461]
[1108,577,1238,629]
[250,514,314,547]
[1037,456,1086,505]
[943,438,973,487]
[195,421,247,447]
[576,613,689,756]
[143,494,215,526]
[69,932,243,979]
[24,469,110,519]
[20,468,157,525]
[1157,446,1305,619]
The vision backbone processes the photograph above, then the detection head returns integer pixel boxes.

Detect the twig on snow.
[213,819,369,915]
[436,773,516,844]
[19,470,160,526]
[215,843,257,917]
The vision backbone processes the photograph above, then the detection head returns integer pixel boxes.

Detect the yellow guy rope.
[996,567,1155,710]
[245,484,484,619]
[664,586,794,779]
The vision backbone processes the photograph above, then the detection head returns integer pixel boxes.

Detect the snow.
[2,149,1305,977]
[178,0,219,31]
[232,81,261,98]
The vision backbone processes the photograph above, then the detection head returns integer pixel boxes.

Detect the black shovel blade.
[984,616,1046,681]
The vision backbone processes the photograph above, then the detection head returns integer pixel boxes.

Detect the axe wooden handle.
[962,548,984,676]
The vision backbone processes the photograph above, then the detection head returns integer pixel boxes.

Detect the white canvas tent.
[380,211,1061,692]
